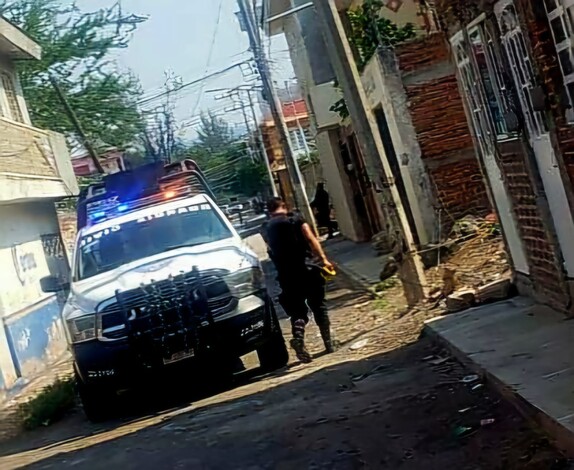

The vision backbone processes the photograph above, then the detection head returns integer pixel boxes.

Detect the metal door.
[451,27,529,274]
[496,0,574,276]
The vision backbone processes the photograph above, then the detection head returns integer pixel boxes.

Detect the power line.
[190,0,225,118]
[136,60,249,106]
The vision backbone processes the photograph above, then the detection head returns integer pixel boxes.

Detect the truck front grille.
[96,269,237,347]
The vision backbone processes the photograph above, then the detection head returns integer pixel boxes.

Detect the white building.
[0,17,78,393]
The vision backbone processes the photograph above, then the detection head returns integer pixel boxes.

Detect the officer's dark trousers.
[277,267,330,339]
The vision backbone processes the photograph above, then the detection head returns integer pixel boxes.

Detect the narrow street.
[0,264,568,469]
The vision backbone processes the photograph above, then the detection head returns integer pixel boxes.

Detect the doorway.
[496,0,574,277]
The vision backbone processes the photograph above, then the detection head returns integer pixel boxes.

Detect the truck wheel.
[258,331,289,371]
[76,375,116,423]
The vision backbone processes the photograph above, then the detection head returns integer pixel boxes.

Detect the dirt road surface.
[0,269,570,469]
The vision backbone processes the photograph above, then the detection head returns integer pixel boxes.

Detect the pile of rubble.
[426,214,512,313]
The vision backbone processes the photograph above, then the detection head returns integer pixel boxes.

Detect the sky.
[71,0,295,138]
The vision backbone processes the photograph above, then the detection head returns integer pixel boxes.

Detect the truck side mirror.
[40,276,70,293]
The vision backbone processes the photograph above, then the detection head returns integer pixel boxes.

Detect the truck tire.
[257,331,289,371]
[76,374,116,423]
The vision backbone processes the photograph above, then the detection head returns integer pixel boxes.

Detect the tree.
[232,161,268,197]
[196,111,234,153]
[347,0,416,69]
[0,0,146,151]
[330,0,416,118]
[140,104,182,163]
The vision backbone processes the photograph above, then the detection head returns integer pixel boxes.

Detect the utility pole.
[237,0,315,228]
[50,76,105,174]
[244,88,278,196]
[209,86,278,196]
[312,0,427,304]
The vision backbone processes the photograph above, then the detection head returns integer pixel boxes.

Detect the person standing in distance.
[263,197,336,363]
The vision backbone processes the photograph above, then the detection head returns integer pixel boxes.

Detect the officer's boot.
[290,319,312,363]
[317,319,338,354]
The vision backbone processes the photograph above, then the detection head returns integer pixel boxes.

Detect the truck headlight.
[66,315,96,343]
[225,267,265,298]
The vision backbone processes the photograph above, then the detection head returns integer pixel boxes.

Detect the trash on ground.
[471,383,484,391]
[458,407,473,414]
[480,418,496,426]
[355,301,371,309]
[349,339,369,351]
[351,364,388,382]
[453,426,475,438]
[461,374,480,384]
[429,357,449,366]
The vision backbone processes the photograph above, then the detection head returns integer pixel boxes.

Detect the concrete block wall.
[0,202,68,390]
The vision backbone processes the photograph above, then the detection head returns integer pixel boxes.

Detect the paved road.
[0,272,569,469]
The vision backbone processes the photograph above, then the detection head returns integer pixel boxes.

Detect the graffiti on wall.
[11,245,38,286]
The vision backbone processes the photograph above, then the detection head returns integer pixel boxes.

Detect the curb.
[332,262,379,299]
[423,319,574,458]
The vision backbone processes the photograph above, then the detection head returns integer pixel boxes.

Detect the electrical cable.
[189,0,225,118]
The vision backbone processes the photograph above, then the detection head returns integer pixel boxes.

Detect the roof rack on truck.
[77,159,215,230]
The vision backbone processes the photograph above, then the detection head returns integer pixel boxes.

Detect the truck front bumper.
[73,294,275,388]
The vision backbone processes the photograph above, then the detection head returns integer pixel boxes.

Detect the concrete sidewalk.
[425,298,574,455]
[323,237,383,289]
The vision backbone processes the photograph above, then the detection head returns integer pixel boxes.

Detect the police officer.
[264,197,336,363]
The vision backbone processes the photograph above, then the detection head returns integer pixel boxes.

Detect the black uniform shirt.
[264,213,311,275]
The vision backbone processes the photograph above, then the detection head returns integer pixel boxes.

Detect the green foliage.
[298,149,320,168]
[330,0,417,119]
[347,0,416,69]
[232,161,268,197]
[18,377,76,430]
[1,0,146,150]
[330,96,350,120]
[173,115,270,199]
[196,111,235,153]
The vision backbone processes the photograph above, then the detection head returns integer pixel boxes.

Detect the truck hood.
[68,241,256,313]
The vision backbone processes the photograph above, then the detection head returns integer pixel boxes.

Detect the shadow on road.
[0,336,568,469]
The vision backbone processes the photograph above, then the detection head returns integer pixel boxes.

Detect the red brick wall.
[498,148,570,310]
[432,0,572,312]
[428,159,489,221]
[396,34,490,227]
[405,75,474,159]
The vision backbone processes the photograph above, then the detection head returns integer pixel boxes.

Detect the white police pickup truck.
[42,189,288,421]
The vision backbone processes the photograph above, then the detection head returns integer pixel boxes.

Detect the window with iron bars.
[543,0,574,121]
[0,72,24,123]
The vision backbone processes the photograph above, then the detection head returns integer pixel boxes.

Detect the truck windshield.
[76,202,233,280]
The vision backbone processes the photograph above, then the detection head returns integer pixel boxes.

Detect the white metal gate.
[451,26,529,274]
[496,0,574,277]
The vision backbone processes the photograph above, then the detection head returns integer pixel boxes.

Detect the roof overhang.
[264,0,357,36]
[0,17,41,61]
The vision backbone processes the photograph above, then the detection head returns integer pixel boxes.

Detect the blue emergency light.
[77,159,215,230]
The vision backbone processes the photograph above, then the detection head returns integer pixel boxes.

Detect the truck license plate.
[163,349,194,365]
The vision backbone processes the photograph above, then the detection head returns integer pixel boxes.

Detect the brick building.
[267,0,492,250]
[434,0,574,312]
[259,98,313,210]
[361,31,492,246]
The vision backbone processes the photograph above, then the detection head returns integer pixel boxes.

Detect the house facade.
[266,0,494,249]
[259,98,314,208]
[431,0,574,312]
[72,147,126,177]
[266,0,385,242]
[0,18,79,394]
